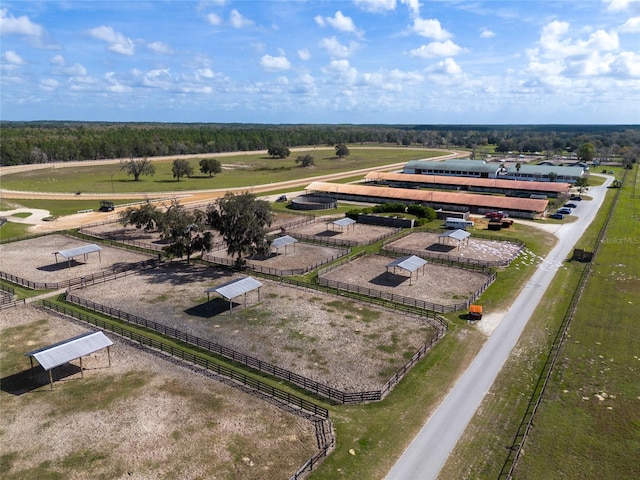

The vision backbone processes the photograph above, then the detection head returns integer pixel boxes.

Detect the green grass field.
[0,148,441,194]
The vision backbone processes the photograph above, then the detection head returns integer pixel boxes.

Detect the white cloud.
[229,9,254,29]
[140,68,172,89]
[148,41,174,54]
[355,0,397,12]
[412,18,451,40]
[0,8,44,37]
[620,16,640,32]
[89,25,134,55]
[298,49,311,60]
[207,13,222,26]
[316,11,361,36]
[39,78,59,91]
[428,58,463,75]
[613,51,640,75]
[260,54,291,71]
[319,36,359,58]
[54,63,87,76]
[480,28,495,38]
[322,59,358,84]
[50,54,65,66]
[3,50,25,65]
[410,40,463,58]
[401,0,421,17]
[197,68,216,79]
[603,0,640,11]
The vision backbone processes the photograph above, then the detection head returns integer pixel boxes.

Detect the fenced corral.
[285,220,402,247]
[318,253,496,313]
[70,263,441,394]
[66,292,446,404]
[204,242,350,276]
[0,234,156,287]
[290,418,335,480]
[41,300,330,418]
[383,228,525,268]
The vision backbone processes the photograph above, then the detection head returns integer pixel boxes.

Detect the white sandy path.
[0,208,51,224]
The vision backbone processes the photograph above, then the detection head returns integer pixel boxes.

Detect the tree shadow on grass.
[1,364,81,395]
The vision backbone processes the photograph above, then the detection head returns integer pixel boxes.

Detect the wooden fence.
[41,300,329,419]
[0,258,157,291]
[66,291,446,404]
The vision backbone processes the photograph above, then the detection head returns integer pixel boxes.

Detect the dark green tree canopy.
[120,158,156,181]
[161,200,212,262]
[199,158,222,177]
[119,200,162,231]
[335,143,350,158]
[267,145,291,159]
[295,154,315,167]
[172,158,193,181]
[206,192,273,269]
[577,142,596,163]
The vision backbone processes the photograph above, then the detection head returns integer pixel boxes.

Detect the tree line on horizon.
[1,122,639,166]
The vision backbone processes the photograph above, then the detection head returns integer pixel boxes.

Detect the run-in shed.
[438,229,471,247]
[205,276,263,313]
[327,217,356,233]
[271,235,298,255]
[24,331,113,390]
[52,244,102,268]
[385,255,427,285]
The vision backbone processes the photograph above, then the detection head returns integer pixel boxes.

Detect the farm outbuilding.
[328,217,356,233]
[52,244,102,268]
[271,235,298,255]
[206,276,263,312]
[24,331,113,390]
[439,229,471,247]
[385,255,427,285]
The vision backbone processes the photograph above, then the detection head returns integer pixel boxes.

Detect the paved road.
[386,176,613,480]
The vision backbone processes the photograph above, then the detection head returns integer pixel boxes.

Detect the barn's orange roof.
[364,172,570,193]
[305,181,549,213]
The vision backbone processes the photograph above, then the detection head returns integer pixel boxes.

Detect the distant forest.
[1,121,639,166]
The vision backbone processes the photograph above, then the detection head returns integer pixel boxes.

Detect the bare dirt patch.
[385,231,523,265]
[287,220,398,245]
[0,306,317,480]
[0,234,154,284]
[72,263,439,392]
[319,254,491,306]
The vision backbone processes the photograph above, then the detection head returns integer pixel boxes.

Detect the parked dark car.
[557,208,572,214]
[276,195,288,202]
[570,195,582,201]
[549,213,564,219]
[564,203,577,208]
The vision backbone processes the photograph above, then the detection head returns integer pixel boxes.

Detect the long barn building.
[364,172,571,198]
[305,181,549,219]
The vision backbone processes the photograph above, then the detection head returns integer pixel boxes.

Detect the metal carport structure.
[438,229,471,247]
[385,255,427,285]
[52,244,102,268]
[205,276,263,313]
[24,331,113,390]
[271,235,298,255]
[327,217,356,233]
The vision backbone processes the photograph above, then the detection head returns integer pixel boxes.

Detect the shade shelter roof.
[386,255,427,273]
[206,276,263,301]
[439,229,471,241]
[333,217,356,228]
[25,331,113,371]
[54,244,102,259]
[271,235,298,249]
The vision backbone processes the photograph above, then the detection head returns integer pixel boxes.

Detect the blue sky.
[1,0,639,124]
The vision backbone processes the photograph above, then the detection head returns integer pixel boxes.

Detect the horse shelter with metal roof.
[439,229,471,246]
[24,331,113,390]
[205,276,263,312]
[385,255,428,285]
[327,217,356,233]
[52,244,102,268]
[270,235,298,255]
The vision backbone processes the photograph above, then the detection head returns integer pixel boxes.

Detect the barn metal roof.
[386,255,427,273]
[271,235,297,249]
[206,276,263,300]
[24,331,113,371]
[439,229,471,241]
[333,217,356,227]
[305,182,549,213]
[365,172,570,193]
[405,159,500,174]
[53,244,102,259]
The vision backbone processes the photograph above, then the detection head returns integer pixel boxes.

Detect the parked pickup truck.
[485,211,508,219]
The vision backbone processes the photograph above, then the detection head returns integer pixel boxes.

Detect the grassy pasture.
[0,148,441,194]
